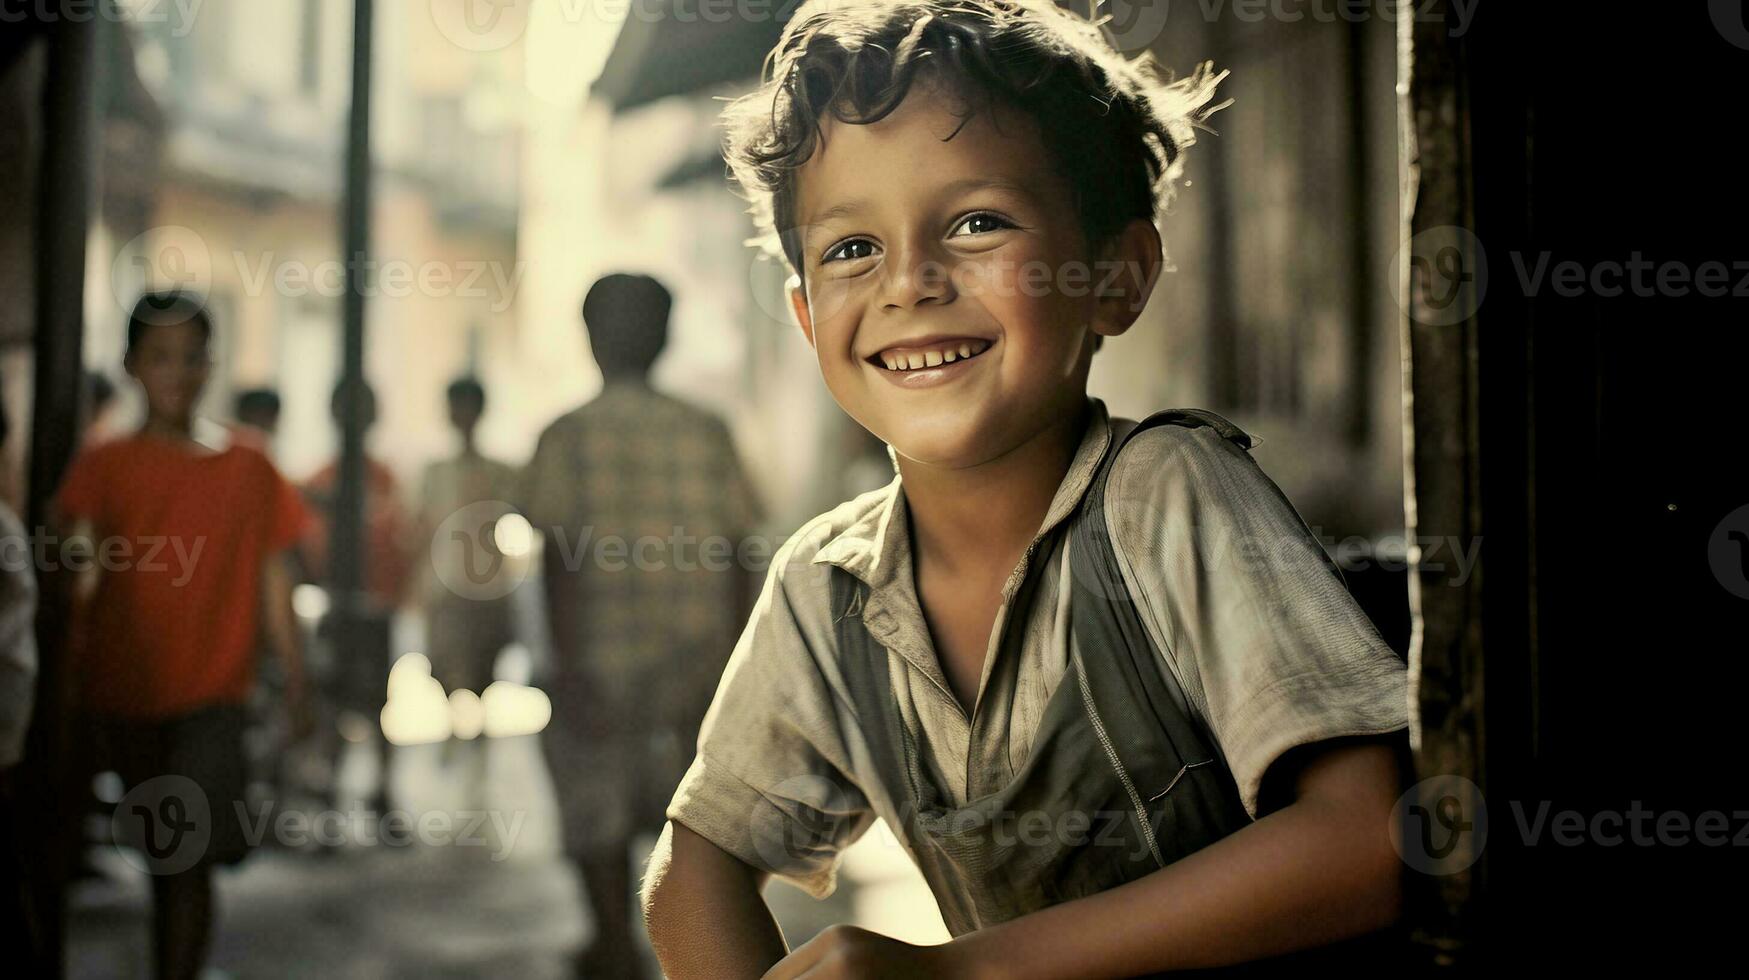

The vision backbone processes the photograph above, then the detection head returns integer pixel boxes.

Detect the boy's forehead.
[137,320,205,344]
[131,320,210,359]
[794,91,1058,225]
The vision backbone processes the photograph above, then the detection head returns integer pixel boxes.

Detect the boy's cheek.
[801,273,859,332]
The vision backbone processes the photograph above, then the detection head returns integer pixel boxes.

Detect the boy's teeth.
[878,339,990,371]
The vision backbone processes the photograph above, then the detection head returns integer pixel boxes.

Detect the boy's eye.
[823,239,878,264]
[949,212,1015,237]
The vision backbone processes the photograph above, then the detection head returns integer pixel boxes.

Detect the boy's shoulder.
[1102,407,1267,530]
[1108,407,1259,481]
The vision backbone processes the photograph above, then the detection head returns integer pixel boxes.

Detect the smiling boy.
[641,3,1412,978]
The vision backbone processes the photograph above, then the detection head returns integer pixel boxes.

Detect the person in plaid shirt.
[520,273,762,978]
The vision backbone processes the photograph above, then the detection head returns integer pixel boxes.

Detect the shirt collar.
[811,397,1114,596]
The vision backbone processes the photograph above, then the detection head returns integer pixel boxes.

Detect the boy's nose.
[880,243,956,311]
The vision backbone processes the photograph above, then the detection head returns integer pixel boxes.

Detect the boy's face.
[787,80,1156,469]
[448,395,482,435]
[125,320,210,423]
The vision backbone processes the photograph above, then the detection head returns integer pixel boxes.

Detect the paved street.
[67,727,946,977]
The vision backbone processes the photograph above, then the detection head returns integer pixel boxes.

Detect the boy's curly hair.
[722,0,1229,275]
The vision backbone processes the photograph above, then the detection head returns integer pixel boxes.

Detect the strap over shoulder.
[1082,407,1259,500]
[1128,407,1260,452]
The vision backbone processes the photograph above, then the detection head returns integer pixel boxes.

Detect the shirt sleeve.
[664,532,875,899]
[1107,423,1410,820]
[263,459,310,553]
[54,447,108,526]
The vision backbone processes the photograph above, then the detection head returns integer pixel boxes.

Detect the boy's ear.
[787,274,817,349]
[1091,218,1165,340]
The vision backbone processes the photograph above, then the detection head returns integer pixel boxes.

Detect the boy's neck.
[139,414,197,443]
[897,397,1091,582]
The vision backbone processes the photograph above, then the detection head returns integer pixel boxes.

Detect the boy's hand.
[761,925,960,980]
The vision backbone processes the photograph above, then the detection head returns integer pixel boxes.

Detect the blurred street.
[71,842,584,979]
[67,712,948,978]
[69,732,588,979]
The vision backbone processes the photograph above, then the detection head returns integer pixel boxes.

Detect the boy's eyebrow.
[805,200,869,228]
[934,176,1037,200]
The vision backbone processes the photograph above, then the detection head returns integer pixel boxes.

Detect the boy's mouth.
[866,336,994,372]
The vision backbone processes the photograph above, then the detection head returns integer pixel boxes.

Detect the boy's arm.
[260,550,313,739]
[643,819,789,979]
[647,533,879,978]
[768,734,1406,980]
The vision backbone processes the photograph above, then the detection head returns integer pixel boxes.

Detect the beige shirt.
[519,380,762,680]
[666,397,1409,898]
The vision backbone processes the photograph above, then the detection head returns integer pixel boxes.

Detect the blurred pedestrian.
[418,376,518,694]
[521,273,762,979]
[300,380,415,614]
[231,387,281,454]
[52,291,311,980]
[80,369,119,447]
[418,376,519,802]
[299,379,415,812]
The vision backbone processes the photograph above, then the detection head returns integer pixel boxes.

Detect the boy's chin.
[882,418,1003,471]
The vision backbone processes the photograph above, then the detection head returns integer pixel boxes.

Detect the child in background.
[298,379,415,813]
[642,3,1411,977]
[417,377,518,805]
[230,387,282,454]
[54,291,310,980]
[417,376,518,697]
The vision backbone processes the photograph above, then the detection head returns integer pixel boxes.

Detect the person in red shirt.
[298,380,415,616]
[295,379,415,814]
[53,291,310,980]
